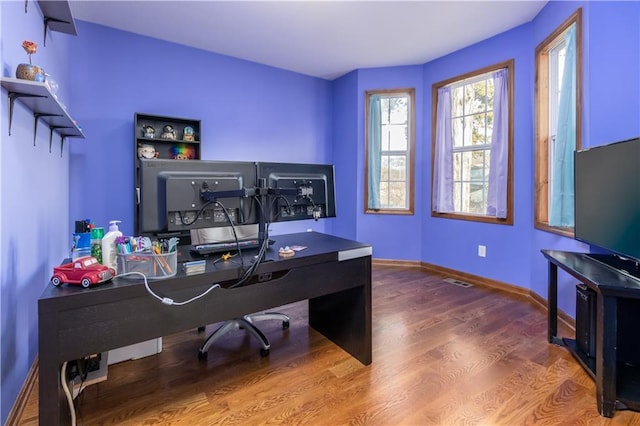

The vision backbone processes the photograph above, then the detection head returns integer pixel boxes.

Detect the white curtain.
[487,68,508,218]
[433,86,453,212]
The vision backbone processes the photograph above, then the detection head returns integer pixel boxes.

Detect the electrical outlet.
[478,245,487,257]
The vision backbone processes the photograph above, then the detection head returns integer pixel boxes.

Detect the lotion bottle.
[102,220,122,273]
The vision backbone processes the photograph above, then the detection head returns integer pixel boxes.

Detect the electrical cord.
[61,361,77,426]
[177,200,215,227]
[116,271,221,306]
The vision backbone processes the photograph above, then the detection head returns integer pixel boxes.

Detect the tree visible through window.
[432,60,514,225]
[535,9,582,235]
[365,89,415,214]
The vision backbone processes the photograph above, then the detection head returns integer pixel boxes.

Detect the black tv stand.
[586,253,640,281]
[542,249,640,417]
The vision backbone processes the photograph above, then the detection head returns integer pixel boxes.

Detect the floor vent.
[444,278,473,288]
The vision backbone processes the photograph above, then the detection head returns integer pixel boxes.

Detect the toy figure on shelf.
[183,126,196,141]
[171,144,195,160]
[138,144,158,159]
[161,124,177,140]
[142,125,155,138]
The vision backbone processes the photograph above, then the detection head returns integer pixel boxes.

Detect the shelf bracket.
[33,112,63,146]
[7,92,47,136]
[43,16,71,46]
[49,125,72,153]
[59,134,70,157]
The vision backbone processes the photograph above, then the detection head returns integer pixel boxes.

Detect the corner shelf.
[37,0,78,46]
[1,77,85,155]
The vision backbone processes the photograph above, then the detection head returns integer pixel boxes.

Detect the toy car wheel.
[81,278,91,288]
[51,276,62,286]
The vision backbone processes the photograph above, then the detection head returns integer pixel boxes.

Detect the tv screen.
[257,162,336,223]
[137,159,257,236]
[574,137,640,261]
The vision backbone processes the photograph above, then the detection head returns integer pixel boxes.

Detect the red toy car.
[50,256,115,288]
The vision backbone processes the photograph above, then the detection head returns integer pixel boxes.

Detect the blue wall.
[2,1,640,423]
[1,1,75,422]
[68,21,335,238]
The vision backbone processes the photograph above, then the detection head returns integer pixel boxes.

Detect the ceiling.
[69,1,547,80]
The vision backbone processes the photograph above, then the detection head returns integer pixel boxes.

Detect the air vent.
[444,278,473,288]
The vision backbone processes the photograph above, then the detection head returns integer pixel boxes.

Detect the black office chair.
[197,312,290,359]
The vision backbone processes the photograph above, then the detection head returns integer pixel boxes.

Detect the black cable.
[178,200,215,227]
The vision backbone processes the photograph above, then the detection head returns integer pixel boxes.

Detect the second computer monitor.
[257,162,336,223]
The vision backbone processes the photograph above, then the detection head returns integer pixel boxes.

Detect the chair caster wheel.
[198,350,208,360]
[260,348,270,357]
[283,321,290,330]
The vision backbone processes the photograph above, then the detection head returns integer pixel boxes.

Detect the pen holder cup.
[117,252,177,279]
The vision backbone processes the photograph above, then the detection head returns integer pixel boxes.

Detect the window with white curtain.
[365,89,415,214]
[431,60,514,225]
[535,9,582,235]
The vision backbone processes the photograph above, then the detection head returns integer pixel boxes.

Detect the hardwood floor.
[16,265,640,425]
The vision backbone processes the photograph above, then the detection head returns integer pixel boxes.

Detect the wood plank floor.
[16,265,640,425]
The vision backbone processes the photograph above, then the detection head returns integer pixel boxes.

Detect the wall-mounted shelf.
[37,0,78,46]
[1,77,85,155]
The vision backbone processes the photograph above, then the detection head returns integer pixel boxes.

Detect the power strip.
[67,353,109,399]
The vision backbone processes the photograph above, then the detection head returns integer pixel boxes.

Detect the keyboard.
[190,239,274,255]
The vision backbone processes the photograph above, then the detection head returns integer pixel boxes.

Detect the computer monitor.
[257,162,336,223]
[136,159,258,237]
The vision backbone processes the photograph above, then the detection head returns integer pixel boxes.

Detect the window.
[535,9,582,236]
[431,60,514,225]
[365,89,415,214]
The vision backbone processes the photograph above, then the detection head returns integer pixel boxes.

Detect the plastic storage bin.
[117,252,177,279]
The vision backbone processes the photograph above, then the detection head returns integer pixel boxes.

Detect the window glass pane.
[485,110,494,145]
[469,183,487,214]
[472,113,487,145]
[469,80,487,114]
[453,182,462,212]
[463,116,473,147]
[381,155,389,181]
[388,125,407,151]
[461,151,472,181]
[388,97,408,124]
[452,117,464,147]
[452,86,464,117]
[470,150,485,182]
[380,181,389,206]
[453,152,462,180]
[388,182,406,208]
[381,99,390,125]
[388,155,406,181]
[484,150,491,179]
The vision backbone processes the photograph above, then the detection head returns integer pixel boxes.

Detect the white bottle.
[102,220,123,273]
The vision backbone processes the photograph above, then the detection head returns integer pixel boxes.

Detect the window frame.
[431,60,515,225]
[534,9,582,236]
[364,88,416,215]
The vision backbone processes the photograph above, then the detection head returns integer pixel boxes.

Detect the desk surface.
[41,231,370,299]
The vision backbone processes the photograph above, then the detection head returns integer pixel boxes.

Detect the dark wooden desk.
[542,250,640,417]
[39,232,372,425]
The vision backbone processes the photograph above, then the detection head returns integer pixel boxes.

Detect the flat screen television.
[136,159,258,237]
[257,162,336,223]
[574,137,640,264]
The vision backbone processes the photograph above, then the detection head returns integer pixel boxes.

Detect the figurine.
[171,145,194,160]
[161,124,176,140]
[183,126,196,141]
[138,144,158,159]
[142,125,155,138]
